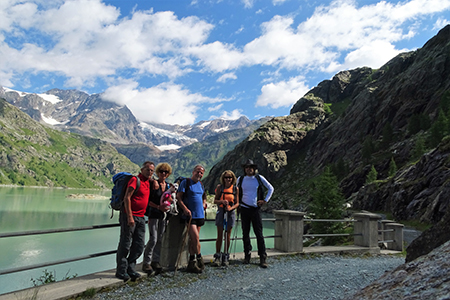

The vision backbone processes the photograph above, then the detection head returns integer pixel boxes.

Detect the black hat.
[242,159,257,169]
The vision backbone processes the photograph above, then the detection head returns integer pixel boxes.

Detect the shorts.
[191,218,205,227]
[180,217,205,227]
[215,207,236,228]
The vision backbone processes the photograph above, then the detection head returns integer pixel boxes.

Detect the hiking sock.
[190,255,195,261]
[196,253,202,259]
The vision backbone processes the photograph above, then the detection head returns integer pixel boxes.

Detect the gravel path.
[87,254,404,300]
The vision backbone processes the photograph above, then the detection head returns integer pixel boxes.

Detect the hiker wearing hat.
[237,159,274,268]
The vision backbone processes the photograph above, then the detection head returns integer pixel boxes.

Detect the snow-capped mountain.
[1,87,264,150]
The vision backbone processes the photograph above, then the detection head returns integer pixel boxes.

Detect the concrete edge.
[0,247,402,300]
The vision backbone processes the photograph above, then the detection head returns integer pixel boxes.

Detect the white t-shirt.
[239,175,274,208]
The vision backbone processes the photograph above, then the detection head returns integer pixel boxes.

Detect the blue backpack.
[109,172,140,218]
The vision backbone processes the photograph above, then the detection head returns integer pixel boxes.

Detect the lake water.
[0,186,274,295]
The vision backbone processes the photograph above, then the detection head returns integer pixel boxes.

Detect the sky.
[1,0,450,126]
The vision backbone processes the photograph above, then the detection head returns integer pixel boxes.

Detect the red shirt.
[127,173,150,217]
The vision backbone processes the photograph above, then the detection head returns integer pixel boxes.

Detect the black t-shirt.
[147,181,169,219]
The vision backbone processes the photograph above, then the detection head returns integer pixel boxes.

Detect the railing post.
[273,210,305,252]
[385,222,404,251]
[380,219,395,242]
[160,214,189,270]
[353,212,382,249]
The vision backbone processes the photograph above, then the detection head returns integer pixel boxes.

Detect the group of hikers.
[115,159,274,282]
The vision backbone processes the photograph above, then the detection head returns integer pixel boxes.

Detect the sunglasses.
[159,170,169,174]
[224,176,233,179]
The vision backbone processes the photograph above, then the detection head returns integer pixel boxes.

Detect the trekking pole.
[223,210,228,265]
[231,209,240,259]
[174,216,191,276]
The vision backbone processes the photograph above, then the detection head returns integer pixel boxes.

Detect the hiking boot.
[243,253,251,264]
[142,263,154,274]
[197,256,205,270]
[151,261,163,273]
[222,253,229,267]
[115,272,130,282]
[213,253,221,267]
[259,254,268,268]
[127,270,142,282]
[186,259,202,273]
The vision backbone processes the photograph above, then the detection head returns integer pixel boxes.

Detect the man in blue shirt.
[176,164,207,273]
[237,159,274,268]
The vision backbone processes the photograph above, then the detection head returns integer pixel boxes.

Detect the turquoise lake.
[0,186,274,295]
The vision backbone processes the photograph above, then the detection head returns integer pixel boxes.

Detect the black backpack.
[177,177,205,218]
[178,177,205,198]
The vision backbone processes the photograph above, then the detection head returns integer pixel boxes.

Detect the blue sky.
[1,0,449,125]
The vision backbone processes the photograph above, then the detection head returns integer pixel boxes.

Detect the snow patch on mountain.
[4,87,62,104]
[155,144,181,151]
[196,121,211,129]
[139,122,197,142]
[214,126,229,133]
[41,113,69,125]
[37,93,62,104]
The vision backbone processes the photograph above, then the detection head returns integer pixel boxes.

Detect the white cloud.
[187,41,244,72]
[214,109,245,120]
[256,76,309,109]
[208,103,223,111]
[3,0,450,86]
[272,0,289,5]
[217,72,237,83]
[242,0,255,9]
[0,0,214,87]
[339,40,404,71]
[235,25,244,34]
[434,18,449,30]
[1,0,450,124]
[101,81,225,125]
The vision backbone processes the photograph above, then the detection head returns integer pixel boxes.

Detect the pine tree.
[309,167,345,245]
[366,165,378,184]
[429,109,448,148]
[408,114,421,135]
[412,135,425,160]
[388,157,397,178]
[381,122,393,149]
[441,91,450,114]
[361,136,374,162]
[419,113,431,131]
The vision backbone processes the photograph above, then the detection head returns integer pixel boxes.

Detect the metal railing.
[1,215,400,277]
[303,218,361,238]
[0,218,277,276]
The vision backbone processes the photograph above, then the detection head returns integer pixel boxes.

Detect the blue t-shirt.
[179,179,205,219]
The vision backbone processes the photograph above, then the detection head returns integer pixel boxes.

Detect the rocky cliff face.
[204,25,450,253]
[345,239,450,300]
[203,98,327,191]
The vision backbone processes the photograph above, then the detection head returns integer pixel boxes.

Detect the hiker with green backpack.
[212,170,240,267]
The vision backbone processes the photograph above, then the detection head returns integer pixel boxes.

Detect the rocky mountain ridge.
[1,86,268,176]
[204,25,450,259]
[0,98,137,188]
[1,86,261,149]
